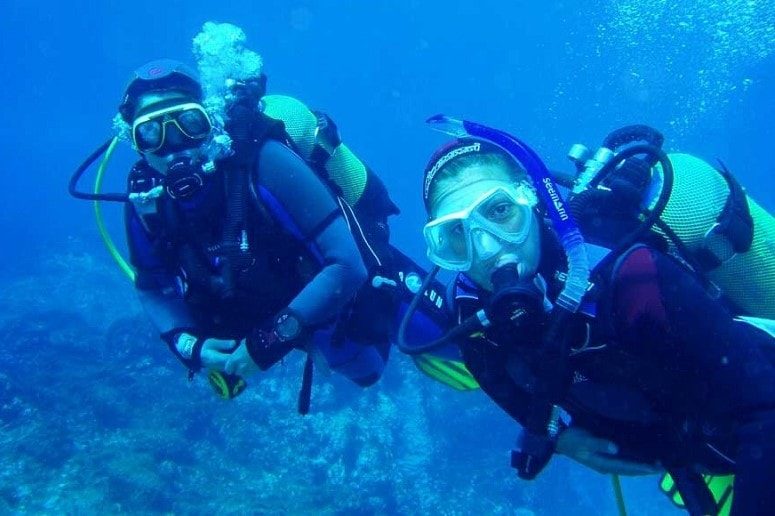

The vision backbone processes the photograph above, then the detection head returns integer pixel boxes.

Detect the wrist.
[245,310,303,370]
[274,309,304,342]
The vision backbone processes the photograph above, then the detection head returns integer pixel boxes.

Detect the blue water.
[1,1,773,513]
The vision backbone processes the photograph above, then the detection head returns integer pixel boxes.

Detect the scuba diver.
[69,54,452,411]
[399,117,775,515]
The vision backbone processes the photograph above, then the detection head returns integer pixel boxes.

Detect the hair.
[424,140,530,214]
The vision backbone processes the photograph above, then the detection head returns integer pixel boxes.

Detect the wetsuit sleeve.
[610,246,775,515]
[253,140,368,326]
[125,204,197,335]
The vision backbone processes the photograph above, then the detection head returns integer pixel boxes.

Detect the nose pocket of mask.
[472,229,503,261]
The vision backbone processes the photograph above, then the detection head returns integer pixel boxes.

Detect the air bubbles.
[598,0,775,135]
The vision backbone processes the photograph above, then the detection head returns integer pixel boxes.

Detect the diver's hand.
[224,341,260,378]
[163,332,241,373]
[198,338,240,370]
[556,427,661,476]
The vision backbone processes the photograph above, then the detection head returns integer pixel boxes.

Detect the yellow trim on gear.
[207,369,232,400]
[412,354,479,391]
[208,370,230,399]
[659,473,734,516]
[94,136,136,282]
[207,370,247,399]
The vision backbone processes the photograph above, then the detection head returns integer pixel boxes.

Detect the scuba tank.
[261,94,366,201]
[567,125,775,319]
[566,126,775,516]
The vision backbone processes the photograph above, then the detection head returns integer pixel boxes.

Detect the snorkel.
[398,116,592,480]
[398,116,591,356]
[425,115,591,314]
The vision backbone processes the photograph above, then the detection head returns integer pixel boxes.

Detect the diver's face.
[430,164,542,291]
[133,92,211,174]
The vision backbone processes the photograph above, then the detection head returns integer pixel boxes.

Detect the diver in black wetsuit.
[400,119,775,515]
[109,59,435,408]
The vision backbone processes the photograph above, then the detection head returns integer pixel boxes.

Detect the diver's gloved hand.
[556,427,661,476]
[162,331,240,372]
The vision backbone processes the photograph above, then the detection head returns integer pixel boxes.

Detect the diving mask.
[424,184,535,271]
[132,102,212,154]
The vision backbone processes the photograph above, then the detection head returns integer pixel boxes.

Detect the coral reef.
[0,246,668,514]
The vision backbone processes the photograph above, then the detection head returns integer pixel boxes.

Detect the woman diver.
[399,116,775,515]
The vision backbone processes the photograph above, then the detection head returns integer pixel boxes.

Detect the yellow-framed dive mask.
[131,102,212,154]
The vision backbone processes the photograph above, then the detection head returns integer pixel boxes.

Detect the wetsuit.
[451,240,775,515]
[127,139,393,385]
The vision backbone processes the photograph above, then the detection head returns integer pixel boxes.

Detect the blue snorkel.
[425,114,591,314]
[398,116,591,480]
[398,116,593,358]
[424,116,590,479]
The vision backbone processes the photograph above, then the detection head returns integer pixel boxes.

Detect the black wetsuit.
[127,139,404,385]
[451,243,775,515]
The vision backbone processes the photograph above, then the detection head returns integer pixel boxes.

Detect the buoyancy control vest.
[445,216,764,515]
[127,117,314,334]
[448,239,739,469]
[129,96,399,333]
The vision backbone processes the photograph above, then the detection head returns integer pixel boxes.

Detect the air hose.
[92,137,136,281]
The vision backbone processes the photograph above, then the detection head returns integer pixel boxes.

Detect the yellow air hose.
[93,136,136,282]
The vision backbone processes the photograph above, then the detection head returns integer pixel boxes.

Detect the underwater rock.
[0,250,632,514]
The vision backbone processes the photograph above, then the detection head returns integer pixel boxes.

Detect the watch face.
[275,313,301,342]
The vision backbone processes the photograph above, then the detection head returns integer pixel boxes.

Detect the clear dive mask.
[423,184,535,271]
